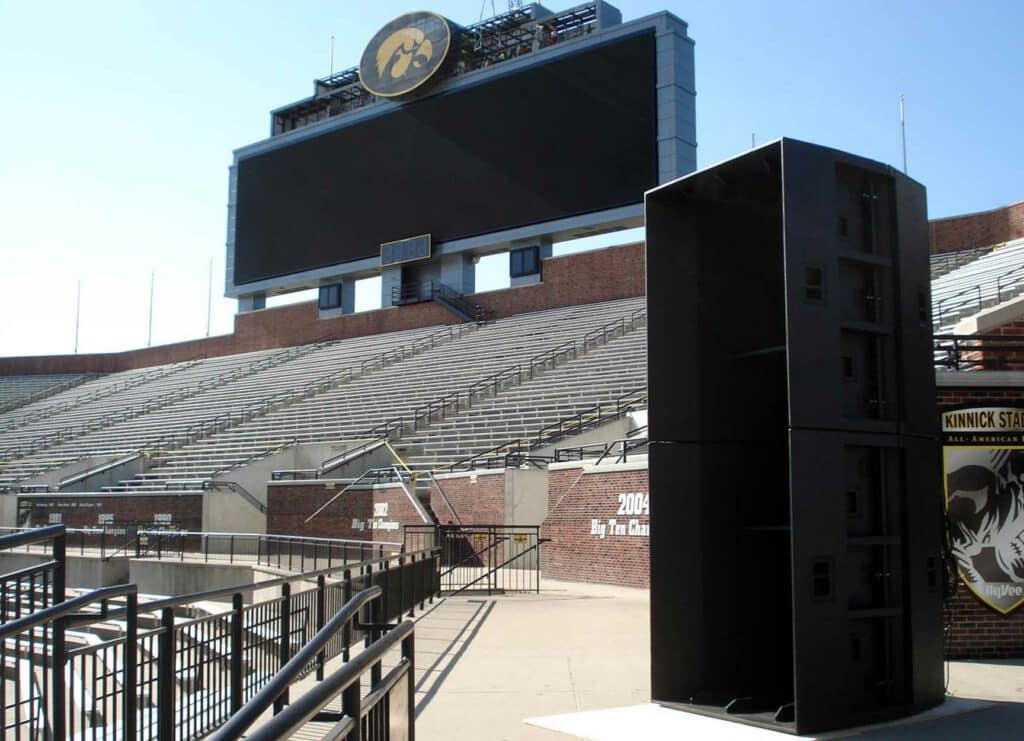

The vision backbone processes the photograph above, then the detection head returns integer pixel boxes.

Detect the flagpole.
[147,272,154,347]
[899,94,908,174]
[74,280,81,354]
[206,257,213,337]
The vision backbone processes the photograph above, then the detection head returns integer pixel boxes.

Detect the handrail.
[934,258,1024,326]
[996,262,1024,303]
[318,437,388,477]
[123,545,439,615]
[363,305,643,445]
[0,523,65,551]
[0,372,99,415]
[202,479,266,513]
[0,343,317,463]
[528,340,577,378]
[242,619,415,741]
[58,450,143,489]
[933,333,1024,370]
[138,528,401,547]
[0,582,137,639]
[449,387,648,471]
[207,585,383,740]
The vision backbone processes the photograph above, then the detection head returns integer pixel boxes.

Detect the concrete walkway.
[412,579,649,741]
[409,579,1024,740]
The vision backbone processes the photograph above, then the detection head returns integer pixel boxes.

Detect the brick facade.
[929,200,1024,254]
[266,481,429,542]
[19,493,202,530]
[937,382,1024,657]
[946,580,1024,659]
[0,243,646,376]
[541,464,649,588]
[429,471,506,525]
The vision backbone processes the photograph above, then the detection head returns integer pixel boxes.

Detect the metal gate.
[404,524,545,594]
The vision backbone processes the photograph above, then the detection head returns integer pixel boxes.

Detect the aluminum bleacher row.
[931,236,1024,330]
[0,372,98,412]
[0,297,648,497]
[0,326,443,489]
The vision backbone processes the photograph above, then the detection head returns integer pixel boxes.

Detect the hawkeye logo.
[359,12,453,98]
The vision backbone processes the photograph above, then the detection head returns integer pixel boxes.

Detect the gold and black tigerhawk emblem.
[359,11,453,98]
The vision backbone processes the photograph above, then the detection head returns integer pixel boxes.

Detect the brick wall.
[429,472,505,525]
[541,464,649,588]
[19,493,202,530]
[267,481,429,541]
[946,580,1024,658]
[0,243,646,376]
[937,383,1024,657]
[937,387,1024,407]
[930,200,1024,254]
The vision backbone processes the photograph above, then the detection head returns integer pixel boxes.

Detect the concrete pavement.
[409,579,1024,740]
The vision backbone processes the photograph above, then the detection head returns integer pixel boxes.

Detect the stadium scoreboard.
[225,3,695,299]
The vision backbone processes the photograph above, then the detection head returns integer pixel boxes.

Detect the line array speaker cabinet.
[645,139,944,734]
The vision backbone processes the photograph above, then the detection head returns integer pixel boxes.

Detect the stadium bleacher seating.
[104,297,646,492]
[931,236,1024,330]
[929,246,991,279]
[0,327,443,489]
[0,298,648,505]
[0,373,96,412]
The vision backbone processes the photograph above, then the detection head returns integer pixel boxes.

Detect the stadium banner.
[942,404,1024,614]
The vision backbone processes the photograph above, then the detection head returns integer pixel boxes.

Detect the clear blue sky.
[1,1,1021,356]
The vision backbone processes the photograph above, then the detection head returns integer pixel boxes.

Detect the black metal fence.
[0,525,439,740]
[134,529,401,570]
[0,524,400,571]
[405,524,544,594]
[933,333,1024,370]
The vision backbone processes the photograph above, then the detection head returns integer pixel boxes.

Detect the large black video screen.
[233,32,656,286]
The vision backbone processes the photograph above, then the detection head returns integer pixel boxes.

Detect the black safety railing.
[404,524,545,595]
[0,524,438,740]
[209,584,416,741]
[934,259,1024,327]
[448,387,648,472]
[934,333,1024,371]
[132,529,401,570]
[0,522,173,560]
[555,429,649,465]
[0,525,143,741]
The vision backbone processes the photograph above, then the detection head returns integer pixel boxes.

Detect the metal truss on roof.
[271,2,601,137]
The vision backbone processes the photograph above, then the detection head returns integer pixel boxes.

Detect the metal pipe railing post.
[124,591,138,739]
[343,681,362,741]
[157,607,176,741]
[275,583,292,714]
[51,532,67,741]
[231,592,244,713]
[315,575,327,681]
[342,569,354,661]
[403,629,416,741]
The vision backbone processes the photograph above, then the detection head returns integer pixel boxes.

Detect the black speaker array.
[645,139,944,734]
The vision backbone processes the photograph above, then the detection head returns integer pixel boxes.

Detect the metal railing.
[0,524,439,740]
[134,529,401,570]
[934,258,1024,327]
[934,333,1024,371]
[364,307,644,446]
[554,433,649,465]
[404,524,545,595]
[448,387,648,472]
[0,373,99,415]
[208,585,415,741]
[0,522,170,560]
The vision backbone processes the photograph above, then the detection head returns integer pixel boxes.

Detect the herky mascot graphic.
[946,436,1024,614]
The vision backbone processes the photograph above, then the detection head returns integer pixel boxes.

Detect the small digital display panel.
[381,234,431,266]
[233,32,657,286]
